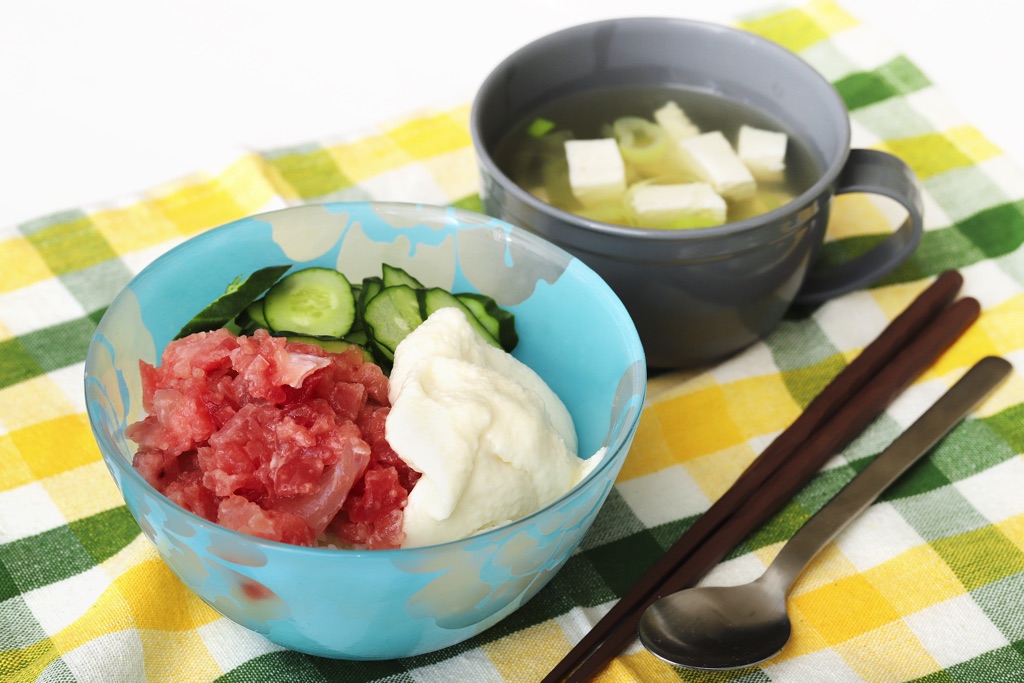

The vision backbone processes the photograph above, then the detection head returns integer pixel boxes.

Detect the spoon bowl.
[640,576,790,670]
[637,356,1010,670]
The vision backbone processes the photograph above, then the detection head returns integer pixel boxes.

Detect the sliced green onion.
[527,117,557,138]
[612,117,669,166]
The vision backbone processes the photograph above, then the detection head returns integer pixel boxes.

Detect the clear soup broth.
[493,85,822,230]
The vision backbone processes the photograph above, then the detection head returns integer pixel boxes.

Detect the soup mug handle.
[794,148,924,305]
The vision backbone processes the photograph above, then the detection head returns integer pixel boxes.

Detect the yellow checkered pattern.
[3,2,1024,681]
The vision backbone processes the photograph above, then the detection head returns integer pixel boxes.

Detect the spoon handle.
[764,356,1011,593]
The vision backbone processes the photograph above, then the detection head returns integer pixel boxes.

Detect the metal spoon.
[639,355,1011,670]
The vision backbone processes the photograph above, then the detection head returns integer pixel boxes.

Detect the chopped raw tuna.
[127,328,415,549]
[217,495,316,547]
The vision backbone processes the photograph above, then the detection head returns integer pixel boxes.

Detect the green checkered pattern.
[3,1,1024,681]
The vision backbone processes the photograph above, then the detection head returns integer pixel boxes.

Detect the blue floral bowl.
[84,202,646,659]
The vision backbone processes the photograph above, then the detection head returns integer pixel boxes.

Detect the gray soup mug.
[470,18,923,369]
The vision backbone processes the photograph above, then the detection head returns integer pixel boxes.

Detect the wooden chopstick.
[544,270,971,682]
[563,295,980,682]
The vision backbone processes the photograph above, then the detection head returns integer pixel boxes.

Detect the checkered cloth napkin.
[4,1,1024,681]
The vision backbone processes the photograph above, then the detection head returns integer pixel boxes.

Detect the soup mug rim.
[469,16,853,244]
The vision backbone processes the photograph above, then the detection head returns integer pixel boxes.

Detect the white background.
[2,0,1020,228]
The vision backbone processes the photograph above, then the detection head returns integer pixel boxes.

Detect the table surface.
[2,0,1022,229]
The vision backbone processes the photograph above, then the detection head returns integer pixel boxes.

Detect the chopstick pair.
[544,270,979,683]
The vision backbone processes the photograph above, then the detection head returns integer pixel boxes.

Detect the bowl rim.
[85,200,648,557]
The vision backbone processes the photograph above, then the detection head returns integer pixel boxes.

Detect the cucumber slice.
[421,288,501,349]
[360,276,383,311]
[372,341,395,365]
[343,328,368,346]
[286,335,374,362]
[234,298,269,334]
[359,276,385,356]
[363,285,424,354]
[382,264,425,289]
[456,293,518,351]
[349,283,364,333]
[175,265,291,339]
[246,298,269,329]
[263,267,355,338]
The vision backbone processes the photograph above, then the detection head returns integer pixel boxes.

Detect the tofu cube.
[738,125,788,183]
[654,101,701,141]
[677,131,756,201]
[564,139,627,207]
[628,182,727,229]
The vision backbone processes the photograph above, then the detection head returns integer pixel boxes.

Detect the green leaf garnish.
[174,265,292,339]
